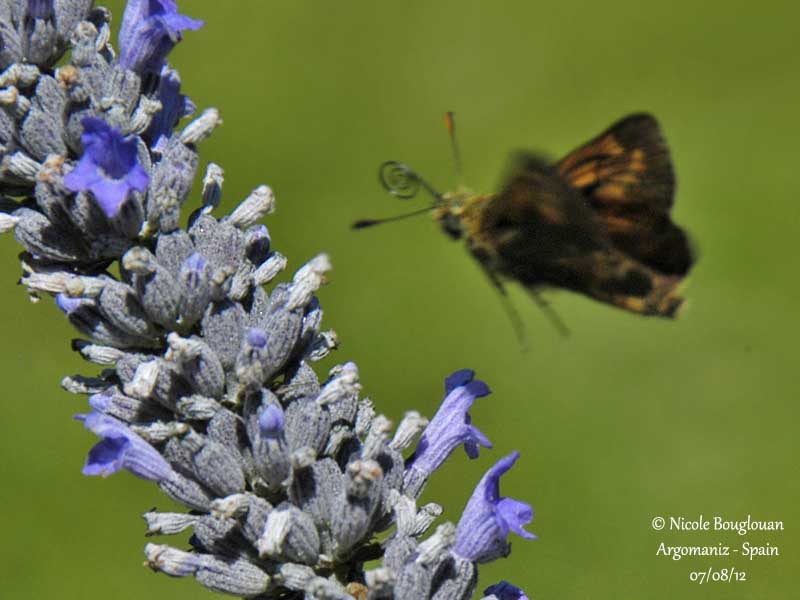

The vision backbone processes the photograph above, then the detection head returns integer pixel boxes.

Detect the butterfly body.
[431,114,694,317]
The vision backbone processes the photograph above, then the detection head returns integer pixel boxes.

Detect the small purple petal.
[88,390,114,412]
[464,424,493,459]
[145,67,194,146]
[484,581,529,600]
[88,178,133,217]
[468,424,493,449]
[497,497,536,539]
[161,12,204,32]
[82,436,128,476]
[464,441,480,459]
[79,117,113,154]
[247,328,268,349]
[55,293,89,315]
[183,252,206,272]
[126,164,150,192]
[64,156,102,190]
[258,404,285,437]
[464,379,491,398]
[445,368,474,394]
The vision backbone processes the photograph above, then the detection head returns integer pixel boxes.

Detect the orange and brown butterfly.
[354,112,695,327]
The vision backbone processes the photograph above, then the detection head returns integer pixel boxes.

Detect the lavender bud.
[258,505,321,565]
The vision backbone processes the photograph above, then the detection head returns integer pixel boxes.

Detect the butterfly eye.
[379,161,421,199]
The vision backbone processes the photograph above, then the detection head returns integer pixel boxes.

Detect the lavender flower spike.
[63,118,149,218]
[119,0,204,75]
[403,368,492,497]
[76,412,173,482]
[0,2,543,597]
[454,451,536,563]
[483,581,531,600]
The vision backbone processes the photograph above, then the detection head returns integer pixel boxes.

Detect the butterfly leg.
[527,289,571,338]
[475,263,530,350]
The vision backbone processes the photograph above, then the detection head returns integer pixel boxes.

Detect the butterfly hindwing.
[541,249,686,317]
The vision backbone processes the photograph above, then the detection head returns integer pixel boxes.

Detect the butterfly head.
[433,186,485,240]
[353,112,484,233]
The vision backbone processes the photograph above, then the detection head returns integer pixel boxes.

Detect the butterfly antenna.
[530,290,571,338]
[352,205,438,229]
[444,111,463,183]
[352,161,442,230]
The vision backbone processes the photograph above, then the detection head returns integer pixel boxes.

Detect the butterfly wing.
[538,250,687,317]
[556,113,694,276]
[476,156,686,317]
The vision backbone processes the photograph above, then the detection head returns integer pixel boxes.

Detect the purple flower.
[247,328,268,349]
[484,581,530,600]
[118,0,204,75]
[55,293,92,315]
[403,369,492,495]
[145,66,195,149]
[76,411,173,482]
[258,403,285,437]
[63,118,149,218]
[453,451,535,563]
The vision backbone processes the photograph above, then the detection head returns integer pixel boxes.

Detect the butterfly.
[354,113,695,330]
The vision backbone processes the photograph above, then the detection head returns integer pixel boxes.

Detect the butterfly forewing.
[556,113,693,276]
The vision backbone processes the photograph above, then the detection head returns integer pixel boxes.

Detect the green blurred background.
[1,1,798,598]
